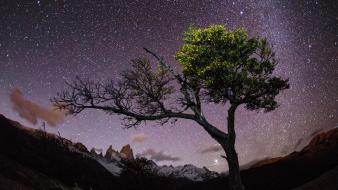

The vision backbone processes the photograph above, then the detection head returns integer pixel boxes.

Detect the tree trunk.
[195,104,244,190]
[223,144,244,190]
[222,104,244,190]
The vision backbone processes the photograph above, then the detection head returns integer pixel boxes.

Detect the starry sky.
[0,0,337,172]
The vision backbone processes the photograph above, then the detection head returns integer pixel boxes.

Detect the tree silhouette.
[52,25,289,190]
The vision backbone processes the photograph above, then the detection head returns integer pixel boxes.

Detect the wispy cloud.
[137,149,181,162]
[200,144,222,154]
[10,87,65,127]
[130,132,147,142]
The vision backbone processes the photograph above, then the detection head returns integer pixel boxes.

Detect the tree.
[52,25,289,190]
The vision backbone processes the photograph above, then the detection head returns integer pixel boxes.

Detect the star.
[0,0,336,173]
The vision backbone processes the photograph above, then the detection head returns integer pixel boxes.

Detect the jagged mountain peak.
[120,144,134,160]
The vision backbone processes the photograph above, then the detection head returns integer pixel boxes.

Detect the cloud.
[10,87,65,127]
[137,149,181,162]
[130,133,147,142]
[200,144,223,154]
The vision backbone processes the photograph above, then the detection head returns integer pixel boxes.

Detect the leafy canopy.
[176,25,289,111]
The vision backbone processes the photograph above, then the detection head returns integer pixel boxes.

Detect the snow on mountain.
[90,144,219,181]
[90,145,125,176]
[155,164,219,181]
[96,158,123,176]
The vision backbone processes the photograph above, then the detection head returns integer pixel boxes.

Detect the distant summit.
[120,144,134,160]
[104,145,121,161]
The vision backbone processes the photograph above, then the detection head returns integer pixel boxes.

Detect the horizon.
[0,0,337,173]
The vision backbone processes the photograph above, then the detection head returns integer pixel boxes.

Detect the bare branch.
[52,51,227,139]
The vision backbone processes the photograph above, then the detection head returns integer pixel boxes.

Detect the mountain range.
[0,114,337,190]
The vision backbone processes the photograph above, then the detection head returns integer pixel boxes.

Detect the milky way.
[0,0,337,172]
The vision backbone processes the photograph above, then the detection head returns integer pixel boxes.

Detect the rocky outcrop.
[105,145,120,161]
[120,144,134,160]
[103,144,134,161]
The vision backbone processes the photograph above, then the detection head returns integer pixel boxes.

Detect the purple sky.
[0,0,337,172]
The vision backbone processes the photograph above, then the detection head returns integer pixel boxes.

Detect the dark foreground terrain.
[0,114,337,190]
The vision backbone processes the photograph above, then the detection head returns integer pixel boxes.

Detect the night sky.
[0,0,337,172]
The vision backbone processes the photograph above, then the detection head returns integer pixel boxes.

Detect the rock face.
[104,144,134,161]
[120,144,134,160]
[105,145,120,161]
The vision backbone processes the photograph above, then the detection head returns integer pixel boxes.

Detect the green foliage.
[176,25,289,111]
